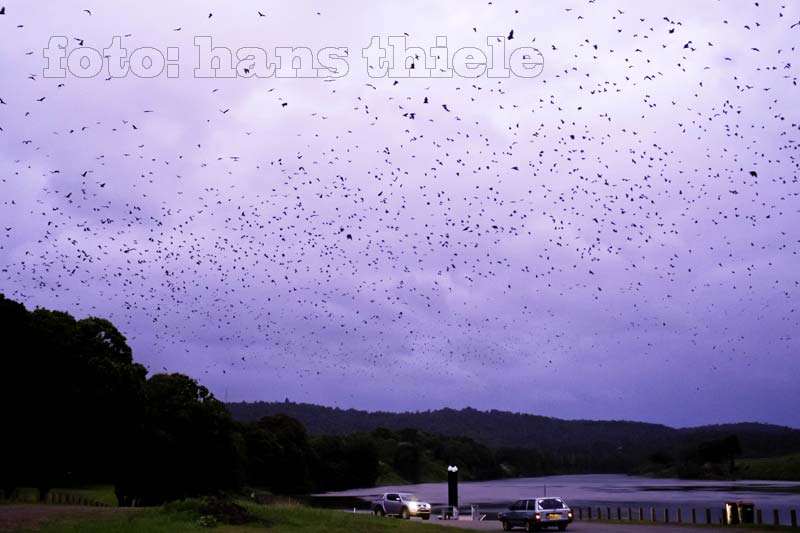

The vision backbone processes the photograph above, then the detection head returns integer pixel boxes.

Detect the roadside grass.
[25,500,474,533]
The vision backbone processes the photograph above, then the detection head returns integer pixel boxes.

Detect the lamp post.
[447,465,459,518]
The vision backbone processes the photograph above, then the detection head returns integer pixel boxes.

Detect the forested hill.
[227,401,800,456]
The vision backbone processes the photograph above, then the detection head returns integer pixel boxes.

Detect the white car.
[371,492,432,520]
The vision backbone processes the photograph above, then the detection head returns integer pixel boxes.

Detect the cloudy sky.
[1,1,799,427]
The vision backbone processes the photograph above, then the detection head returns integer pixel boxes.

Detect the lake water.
[315,474,800,523]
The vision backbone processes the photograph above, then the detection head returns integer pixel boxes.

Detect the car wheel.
[557,524,568,531]
[527,522,540,532]
[422,515,430,521]
[400,507,410,520]
[374,507,385,517]
[502,519,512,531]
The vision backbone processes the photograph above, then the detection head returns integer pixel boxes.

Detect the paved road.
[431,519,772,533]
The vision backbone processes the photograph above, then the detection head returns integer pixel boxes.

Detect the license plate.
[549,513,561,519]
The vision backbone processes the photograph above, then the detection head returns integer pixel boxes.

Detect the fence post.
[705,508,711,525]
[606,507,611,520]
[650,508,656,522]
[677,508,682,524]
[617,507,621,521]
[598,507,602,520]
[790,509,796,527]
[664,508,669,523]
[628,507,632,521]
[773,509,780,526]
[639,507,644,521]
[691,508,696,524]
[578,507,583,521]
[588,507,592,521]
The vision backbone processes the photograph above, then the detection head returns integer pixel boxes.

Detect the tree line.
[228,401,800,459]
[3,294,796,507]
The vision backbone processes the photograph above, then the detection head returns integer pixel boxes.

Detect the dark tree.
[250,414,314,494]
[0,296,147,502]
[126,373,244,505]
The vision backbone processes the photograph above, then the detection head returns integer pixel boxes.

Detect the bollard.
[607,507,611,520]
[691,508,696,524]
[757,509,762,524]
[790,509,796,527]
[677,508,682,524]
[617,507,622,521]
[639,507,644,521]
[628,507,632,521]
[705,508,711,525]
[773,509,780,526]
[650,508,656,522]
[664,508,669,524]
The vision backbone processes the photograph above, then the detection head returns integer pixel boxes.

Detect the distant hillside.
[227,401,800,460]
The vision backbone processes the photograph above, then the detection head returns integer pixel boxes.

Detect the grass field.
[12,501,473,533]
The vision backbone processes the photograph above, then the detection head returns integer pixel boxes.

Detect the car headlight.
[408,502,418,511]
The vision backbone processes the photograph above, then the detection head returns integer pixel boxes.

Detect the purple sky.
[1,1,799,428]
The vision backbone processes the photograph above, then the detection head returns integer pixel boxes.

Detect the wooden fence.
[46,491,111,507]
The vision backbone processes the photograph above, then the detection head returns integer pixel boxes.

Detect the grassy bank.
[638,453,800,482]
[16,500,472,533]
[737,453,800,482]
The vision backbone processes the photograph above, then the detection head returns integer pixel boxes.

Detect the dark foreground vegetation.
[2,294,799,510]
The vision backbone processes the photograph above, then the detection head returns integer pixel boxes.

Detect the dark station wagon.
[497,497,573,531]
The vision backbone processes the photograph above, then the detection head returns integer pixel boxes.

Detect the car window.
[387,494,399,501]
[511,500,524,510]
[538,498,564,510]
